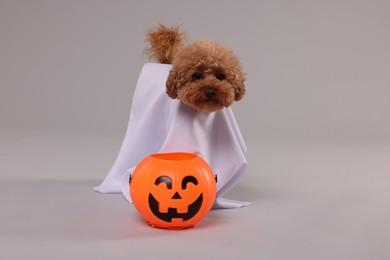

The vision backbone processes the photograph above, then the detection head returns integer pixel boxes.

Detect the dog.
[146,24,246,112]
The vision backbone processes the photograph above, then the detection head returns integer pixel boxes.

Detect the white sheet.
[94,63,249,208]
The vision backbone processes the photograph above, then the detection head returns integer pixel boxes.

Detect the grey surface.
[1,133,390,259]
[1,1,390,259]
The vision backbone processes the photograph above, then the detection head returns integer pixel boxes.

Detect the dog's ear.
[234,82,245,101]
[166,67,179,99]
[233,73,246,101]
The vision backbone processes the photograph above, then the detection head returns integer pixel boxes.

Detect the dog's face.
[166,40,245,112]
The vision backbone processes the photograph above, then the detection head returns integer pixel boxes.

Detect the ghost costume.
[94,63,249,208]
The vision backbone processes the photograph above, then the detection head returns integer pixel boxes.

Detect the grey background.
[1,1,390,259]
[2,0,390,146]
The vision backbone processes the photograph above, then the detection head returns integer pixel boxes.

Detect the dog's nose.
[204,88,216,99]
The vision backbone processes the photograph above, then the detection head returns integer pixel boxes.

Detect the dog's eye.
[192,73,203,80]
[215,73,225,81]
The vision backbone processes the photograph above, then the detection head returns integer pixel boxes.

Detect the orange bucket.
[130,152,217,229]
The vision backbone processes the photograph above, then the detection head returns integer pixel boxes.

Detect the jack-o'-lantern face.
[148,175,203,222]
[130,153,217,229]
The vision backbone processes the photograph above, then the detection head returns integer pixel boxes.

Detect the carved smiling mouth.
[148,194,203,222]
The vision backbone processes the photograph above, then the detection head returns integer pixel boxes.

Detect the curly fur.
[145,24,186,64]
[146,24,245,112]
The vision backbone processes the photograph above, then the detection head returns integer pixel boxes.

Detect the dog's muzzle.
[204,88,216,99]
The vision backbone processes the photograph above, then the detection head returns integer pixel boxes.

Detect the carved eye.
[192,73,203,80]
[215,73,225,81]
[154,176,172,189]
[182,176,198,189]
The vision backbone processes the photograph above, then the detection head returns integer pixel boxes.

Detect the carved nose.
[171,192,182,199]
[204,88,216,99]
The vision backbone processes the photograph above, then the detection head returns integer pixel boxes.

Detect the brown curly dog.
[146,24,246,112]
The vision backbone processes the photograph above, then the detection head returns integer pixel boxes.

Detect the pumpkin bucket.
[130,152,217,230]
